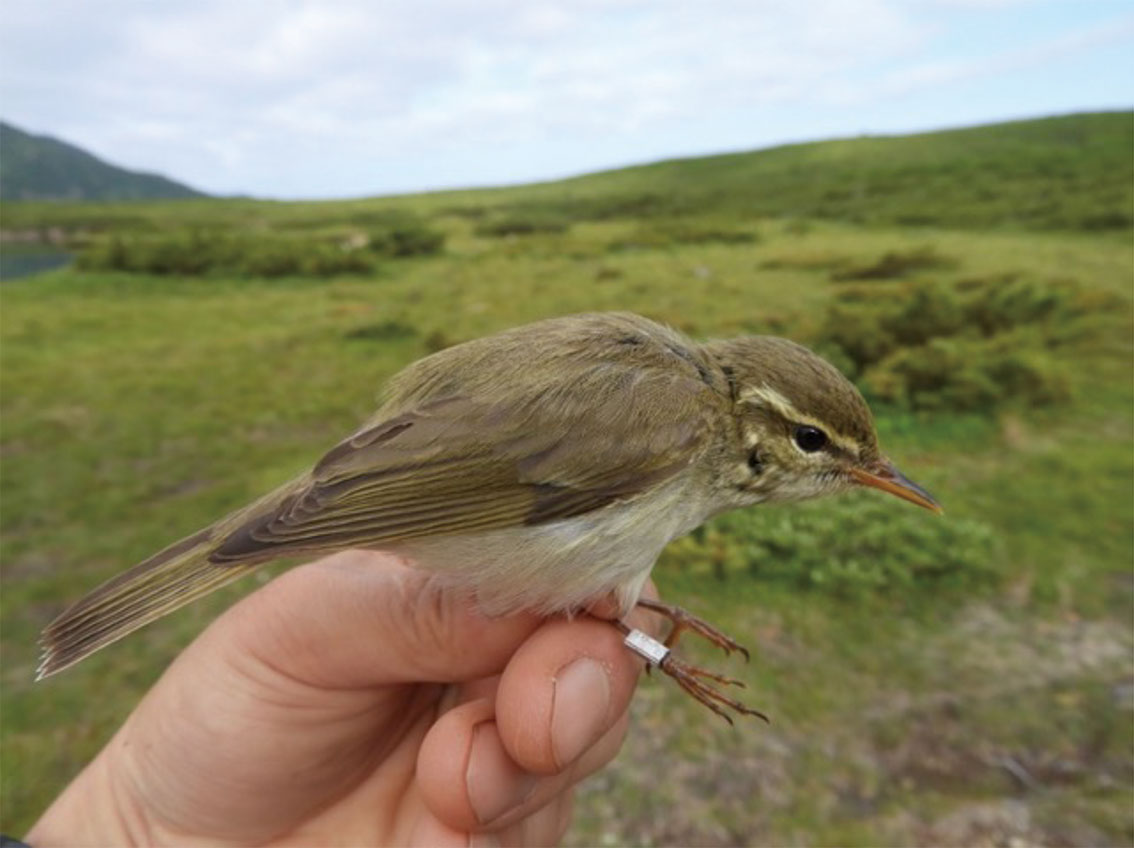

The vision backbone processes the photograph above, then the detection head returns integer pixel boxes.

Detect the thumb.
[213,549,544,690]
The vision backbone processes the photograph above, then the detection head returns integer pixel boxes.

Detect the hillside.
[493,110,1133,232]
[2,111,1129,238]
[0,121,205,202]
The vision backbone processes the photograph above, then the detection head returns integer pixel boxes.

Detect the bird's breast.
[387,474,713,616]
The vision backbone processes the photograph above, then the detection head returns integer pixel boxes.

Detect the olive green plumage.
[39,312,937,678]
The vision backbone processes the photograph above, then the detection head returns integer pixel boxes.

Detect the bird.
[38,312,940,720]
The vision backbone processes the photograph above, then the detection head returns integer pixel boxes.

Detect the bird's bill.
[849,461,943,513]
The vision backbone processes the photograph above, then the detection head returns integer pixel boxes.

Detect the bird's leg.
[635,597,751,661]
[614,610,769,725]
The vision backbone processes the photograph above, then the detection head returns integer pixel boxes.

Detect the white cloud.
[1,0,1130,196]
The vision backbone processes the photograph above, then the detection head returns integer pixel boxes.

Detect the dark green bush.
[78,232,377,278]
[344,320,418,341]
[607,219,758,251]
[301,244,375,277]
[369,222,445,257]
[78,231,236,275]
[831,246,956,281]
[758,249,849,271]
[236,240,305,277]
[816,273,1099,411]
[861,335,1069,411]
[474,213,571,237]
[661,493,998,596]
[822,300,898,373]
[962,275,1073,336]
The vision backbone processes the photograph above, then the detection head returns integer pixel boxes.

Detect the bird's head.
[704,336,941,512]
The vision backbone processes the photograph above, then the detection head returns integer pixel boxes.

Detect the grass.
[1,111,1132,844]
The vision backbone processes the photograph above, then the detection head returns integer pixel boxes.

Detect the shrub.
[474,213,570,237]
[661,493,998,596]
[344,320,418,341]
[607,219,758,251]
[861,335,1071,411]
[301,244,375,277]
[368,219,445,257]
[77,231,218,274]
[236,240,305,278]
[78,232,377,278]
[817,274,1098,412]
[831,246,956,281]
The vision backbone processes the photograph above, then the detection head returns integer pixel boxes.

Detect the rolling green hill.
[0,120,205,202]
[3,111,1129,238]
[493,110,1133,231]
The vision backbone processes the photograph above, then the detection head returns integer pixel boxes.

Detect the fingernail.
[466,722,537,824]
[551,657,611,768]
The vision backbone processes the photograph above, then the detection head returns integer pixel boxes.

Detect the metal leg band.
[623,628,670,667]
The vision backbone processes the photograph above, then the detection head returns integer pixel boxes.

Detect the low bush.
[816,274,1120,412]
[76,212,443,277]
[80,232,377,278]
[662,493,998,596]
[607,219,758,251]
[367,217,446,257]
[474,213,571,237]
[78,231,236,275]
[861,332,1071,411]
[343,320,419,341]
[831,246,956,281]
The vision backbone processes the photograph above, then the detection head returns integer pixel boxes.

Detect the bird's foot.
[659,652,769,725]
[616,603,768,725]
[635,597,751,661]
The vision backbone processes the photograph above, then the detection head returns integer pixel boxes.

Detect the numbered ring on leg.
[623,628,670,667]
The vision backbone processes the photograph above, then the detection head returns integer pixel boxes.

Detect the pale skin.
[29,550,660,847]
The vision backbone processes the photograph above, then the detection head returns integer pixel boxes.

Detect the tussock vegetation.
[817,271,1127,411]
[830,245,956,280]
[473,211,571,237]
[75,214,444,278]
[607,218,758,251]
[666,494,997,595]
[343,320,419,342]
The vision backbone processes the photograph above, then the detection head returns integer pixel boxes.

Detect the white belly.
[388,475,710,616]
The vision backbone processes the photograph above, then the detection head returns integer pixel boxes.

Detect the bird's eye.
[792,425,828,453]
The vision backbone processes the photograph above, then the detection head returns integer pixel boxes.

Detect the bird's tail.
[37,526,260,679]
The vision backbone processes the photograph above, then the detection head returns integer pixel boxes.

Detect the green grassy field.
[2,112,1132,844]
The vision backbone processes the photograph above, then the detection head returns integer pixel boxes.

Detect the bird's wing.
[209,362,721,562]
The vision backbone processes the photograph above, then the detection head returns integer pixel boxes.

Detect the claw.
[624,599,768,723]
[636,598,751,661]
[660,653,769,724]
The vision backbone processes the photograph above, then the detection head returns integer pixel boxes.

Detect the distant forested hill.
[0,121,205,201]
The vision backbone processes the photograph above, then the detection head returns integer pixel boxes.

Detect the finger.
[491,714,626,833]
[495,614,644,775]
[495,789,575,847]
[405,812,469,848]
[418,701,628,833]
[215,550,543,689]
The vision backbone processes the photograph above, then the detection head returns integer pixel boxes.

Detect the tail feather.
[37,528,260,679]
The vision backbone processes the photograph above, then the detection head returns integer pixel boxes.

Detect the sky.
[1,0,1131,199]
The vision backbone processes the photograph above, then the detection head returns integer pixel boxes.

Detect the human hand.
[28,550,656,846]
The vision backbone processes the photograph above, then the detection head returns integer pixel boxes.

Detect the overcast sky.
[2,0,1131,199]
